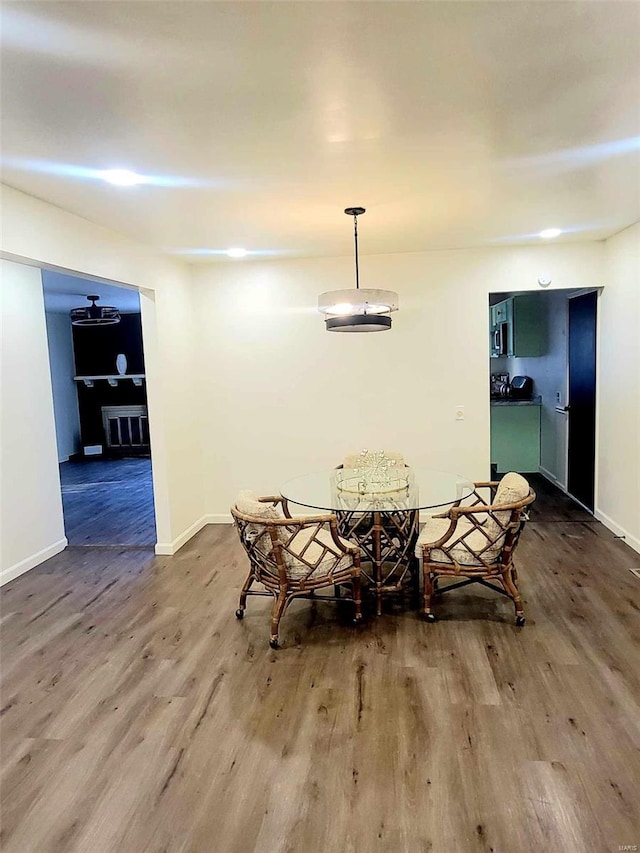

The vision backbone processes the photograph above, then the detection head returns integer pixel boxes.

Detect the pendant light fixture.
[318,207,399,332]
[70,295,121,326]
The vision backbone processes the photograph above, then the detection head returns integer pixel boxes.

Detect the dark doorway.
[43,272,156,547]
[567,291,597,511]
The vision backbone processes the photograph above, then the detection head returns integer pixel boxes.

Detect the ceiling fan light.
[70,295,121,326]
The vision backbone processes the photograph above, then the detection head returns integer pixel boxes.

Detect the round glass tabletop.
[280,468,474,514]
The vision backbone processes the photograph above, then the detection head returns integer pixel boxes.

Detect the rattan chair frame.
[231,496,362,648]
[418,481,536,625]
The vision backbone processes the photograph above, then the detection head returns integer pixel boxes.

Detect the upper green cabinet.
[510,294,546,356]
[490,294,545,357]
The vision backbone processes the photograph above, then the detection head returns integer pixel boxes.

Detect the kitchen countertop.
[490,395,542,407]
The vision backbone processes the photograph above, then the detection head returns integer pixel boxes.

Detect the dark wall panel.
[73,313,145,376]
[72,313,149,454]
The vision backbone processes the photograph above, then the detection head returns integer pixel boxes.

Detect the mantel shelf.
[74,374,146,388]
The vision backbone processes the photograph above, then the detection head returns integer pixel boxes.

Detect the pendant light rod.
[318,206,397,332]
[353,213,360,291]
[345,207,365,291]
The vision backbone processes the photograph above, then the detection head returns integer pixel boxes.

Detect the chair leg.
[422,561,436,622]
[236,571,254,619]
[352,575,363,624]
[501,566,525,626]
[269,590,289,649]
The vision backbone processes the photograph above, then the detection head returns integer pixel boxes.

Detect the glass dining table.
[280,467,474,615]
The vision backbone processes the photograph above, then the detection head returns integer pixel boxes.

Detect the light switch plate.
[455,406,465,421]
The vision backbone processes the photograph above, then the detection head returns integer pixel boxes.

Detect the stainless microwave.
[492,322,509,357]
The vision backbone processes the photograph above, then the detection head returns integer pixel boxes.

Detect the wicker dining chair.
[231,491,362,648]
[416,472,535,625]
[342,450,406,470]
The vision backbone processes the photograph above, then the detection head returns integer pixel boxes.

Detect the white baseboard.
[0,538,68,587]
[154,514,234,556]
[538,465,569,493]
[204,513,233,525]
[538,466,597,514]
[594,509,640,555]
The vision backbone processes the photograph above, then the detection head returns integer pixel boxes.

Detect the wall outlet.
[556,391,561,403]
[455,406,465,421]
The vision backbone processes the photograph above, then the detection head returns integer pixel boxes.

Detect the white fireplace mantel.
[74,374,146,388]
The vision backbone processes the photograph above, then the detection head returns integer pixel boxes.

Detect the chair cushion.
[494,472,530,505]
[485,472,530,539]
[234,491,355,581]
[343,450,405,470]
[415,472,530,567]
[416,515,503,566]
[235,489,281,520]
[234,490,282,564]
[284,526,355,580]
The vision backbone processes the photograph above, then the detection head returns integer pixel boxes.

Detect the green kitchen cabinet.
[490,404,541,473]
[490,295,545,357]
[510,294,545,356]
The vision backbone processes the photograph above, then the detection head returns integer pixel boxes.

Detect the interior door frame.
[564,287,601,513]
[23,258,166,550]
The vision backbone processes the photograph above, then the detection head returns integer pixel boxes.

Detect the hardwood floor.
[526,473,595,523]
[60,458,156,547]
[1,490,639,852]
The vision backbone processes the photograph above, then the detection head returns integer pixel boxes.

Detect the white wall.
[0,185,205,571]
[1,261,67,583]
[2,181,637,584]
[192,243,605,520]
[45,310,81,462]
[598,223,640,551]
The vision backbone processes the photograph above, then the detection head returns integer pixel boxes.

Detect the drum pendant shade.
[317,208,399,333]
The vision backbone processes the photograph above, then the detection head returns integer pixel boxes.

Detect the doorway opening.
[43,271,156,546]
[567,291,598,511]
[488,288,599,513]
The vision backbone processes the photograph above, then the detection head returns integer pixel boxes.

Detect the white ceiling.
[1,1,639,261]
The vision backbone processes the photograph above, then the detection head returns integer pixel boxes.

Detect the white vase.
[115,353,127,375]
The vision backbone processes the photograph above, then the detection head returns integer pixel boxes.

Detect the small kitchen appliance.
[510,375,533,399]
[491,322,510,357]
[490,373,510,399]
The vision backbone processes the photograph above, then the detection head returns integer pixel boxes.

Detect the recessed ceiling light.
[226,248,248,258]
[100,169,145,186]
[539,228,562,239]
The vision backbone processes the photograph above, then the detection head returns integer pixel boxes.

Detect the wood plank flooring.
[1,495,639,852]
[60,458,156,547]
[526,473,595,523]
